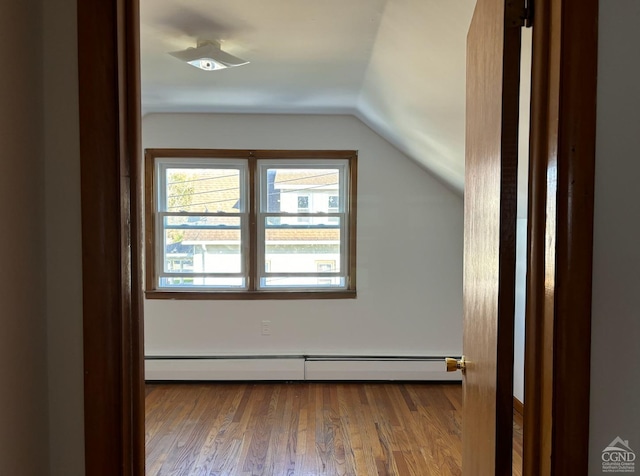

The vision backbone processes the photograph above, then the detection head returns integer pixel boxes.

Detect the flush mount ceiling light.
[169,40,249,71]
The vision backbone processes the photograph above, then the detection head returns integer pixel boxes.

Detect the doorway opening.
[138,1,492,474]
[76,0,598,474]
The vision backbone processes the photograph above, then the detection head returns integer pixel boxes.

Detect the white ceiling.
[140,0,476,192]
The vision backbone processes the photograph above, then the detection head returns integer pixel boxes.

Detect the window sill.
[144,290,357,300]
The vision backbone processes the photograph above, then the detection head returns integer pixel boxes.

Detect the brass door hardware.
[445,356,466,373]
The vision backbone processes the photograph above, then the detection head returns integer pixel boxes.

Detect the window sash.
[156,219,248,279]
[256,159,349,290]
[154,158,249,289]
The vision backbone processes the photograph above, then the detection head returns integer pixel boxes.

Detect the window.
[145,149,357,299]
[328,195,339,224]
[296,194,310,223]
[297,195,310,211]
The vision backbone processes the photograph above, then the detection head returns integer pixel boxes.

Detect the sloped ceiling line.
[140,0,475,193]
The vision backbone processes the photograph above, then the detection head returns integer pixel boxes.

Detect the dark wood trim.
[524,0,598,473]
[495,16,522,476]
[248,156,258,291]
[144,150,156,293]
[549,0,597,471]
[513,396,524,420]
[348,154,358,291]
[145,148,357,160]
[78,0,143,474]
[145,290,357,300]
[249,149,358,159]
[124,0,145,472]
[524,0,555,470]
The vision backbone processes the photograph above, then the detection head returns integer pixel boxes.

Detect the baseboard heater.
[144,355,462,382]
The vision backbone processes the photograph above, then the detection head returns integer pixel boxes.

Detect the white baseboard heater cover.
[145,356,461,382]
[304,359,460,381]
[145,358,305,381]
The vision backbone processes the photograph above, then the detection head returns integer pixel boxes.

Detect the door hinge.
[507,0,533,28]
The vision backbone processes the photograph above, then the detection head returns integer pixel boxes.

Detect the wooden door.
[462,0,524,473]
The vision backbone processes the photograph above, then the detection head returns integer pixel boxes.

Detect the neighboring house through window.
[145,149,357,299]
[316,260,337,285]
[296,194,310,223]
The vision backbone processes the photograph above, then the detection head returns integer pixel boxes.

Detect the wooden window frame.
[144,148,358,300]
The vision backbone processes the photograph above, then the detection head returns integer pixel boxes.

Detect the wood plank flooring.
[146,382,523,476]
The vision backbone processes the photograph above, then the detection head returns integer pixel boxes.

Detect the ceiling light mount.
[169,40,249,71]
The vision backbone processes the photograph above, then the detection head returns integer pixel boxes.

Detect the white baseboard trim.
[304,360,460,381]
[145,356,461,382]
[145,358,305,381]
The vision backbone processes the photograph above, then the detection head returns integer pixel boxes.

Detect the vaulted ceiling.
[140,0,476,192]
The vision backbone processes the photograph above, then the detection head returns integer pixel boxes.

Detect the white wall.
[513,218,527,402]
[43,0,85,474]
[590,0,640,473]
[513,28,533,404]
[144,114,464,359]
[357,0,475,192]
[0,1,49,474]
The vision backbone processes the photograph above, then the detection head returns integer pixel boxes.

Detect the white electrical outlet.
[261,320,271,336]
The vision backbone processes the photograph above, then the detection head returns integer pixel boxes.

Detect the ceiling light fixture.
[169,40,249,71]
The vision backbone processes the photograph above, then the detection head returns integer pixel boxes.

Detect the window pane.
[266,215,341,227]
[164,242,195,274]
[265,168,341,213]
[260,276,346,288]
[160,277,246,288]
[165,167,242,213]
[263,219,341,274]
[164,216,242,274]
[297,196,309,210]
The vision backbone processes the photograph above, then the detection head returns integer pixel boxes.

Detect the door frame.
[524,0,598,473]
[76,0,598,474]
[78,0,144,474]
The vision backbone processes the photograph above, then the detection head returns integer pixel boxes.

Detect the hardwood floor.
[513,405,523,476]
[146,382,523,476]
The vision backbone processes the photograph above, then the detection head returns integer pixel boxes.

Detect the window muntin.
[146,150,356,298]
